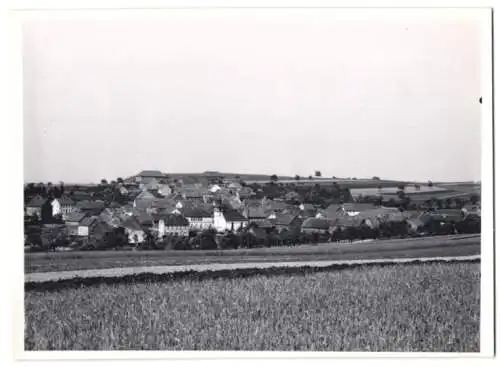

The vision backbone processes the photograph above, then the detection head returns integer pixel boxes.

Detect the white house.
[52,196,76,219]
[154,213,190,238]
[157,184,172,196]
[213,207,248,233]
[182,207,214,231]
[209,184,222,193]
[26,196,46,218]
[122,216,146,244]
[77,216,98,237]
[118,185,129,195]
[135,170,166,184]
[51,199,61,217]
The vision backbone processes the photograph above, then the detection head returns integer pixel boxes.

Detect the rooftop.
[137,170,166,178]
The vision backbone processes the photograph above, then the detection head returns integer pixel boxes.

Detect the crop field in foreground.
[25,262,480,351]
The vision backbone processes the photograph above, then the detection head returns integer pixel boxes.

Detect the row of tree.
[25,210,481,252]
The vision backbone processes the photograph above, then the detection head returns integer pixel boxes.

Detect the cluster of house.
[24,170,482,246]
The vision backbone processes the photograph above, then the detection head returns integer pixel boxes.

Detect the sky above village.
[22,8,487,183]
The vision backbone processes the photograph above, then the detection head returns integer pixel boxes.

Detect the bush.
[219,233,240,250]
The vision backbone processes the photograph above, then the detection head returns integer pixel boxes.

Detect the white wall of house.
[210,184,221,193]
[26,207,41,218]
[61,205,76,220]
[126,228,145,243]
[158,185,172,196]
[164,225,189,236]
[77,226,89,237]
[186,217,214,231]
[213,209,227,232]
[226,220,246,232]
[214,209,247,232]
[345,210,360,217]
[158,219,165,237]
[51,199,62,216]
[67,225,79,236]
[156,219,190,237]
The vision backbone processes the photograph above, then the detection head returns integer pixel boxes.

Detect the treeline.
[26,214,480,253]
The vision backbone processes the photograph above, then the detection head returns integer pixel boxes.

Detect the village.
[22,170,481,252]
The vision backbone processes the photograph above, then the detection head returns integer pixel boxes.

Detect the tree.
[372,176,380,180]
[101,179,108,185]
[308,175,313,180]
[454,198,464,208]
[315,171,322,177]
[397,183,405,191]
[414,183,421,190]
[117,177,124,184]
[435,199,443,209]
[470,194,479,205]
[104,227,128,249]
[196,229,218,250]
[270,174,278,182]
[444,198,453,209]
[295,175,300,181]
[41,199,54,224]
[52,186,61,198]
[428,180,434,187]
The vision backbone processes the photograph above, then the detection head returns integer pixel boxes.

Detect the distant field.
[243,178,410,188]
[25,261,480,351]
[24,235,480,274]
[350,186,450,198]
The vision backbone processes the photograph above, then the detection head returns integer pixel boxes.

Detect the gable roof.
[151,197,176,208]
[302,217,331,230]
[281,206,302,216]
[99,209,126,228]
[137,170,165,178]
[135,190,157,201]
[301,203,315,210]
[239,187,255,196]
[78,200,106,210]
[221,207,247,222]
[356,207,400,220]
[27,196,47,208]
[80,216,98,227]
[265,200,287,211]
[334,216,364,228]
[121,216,144,231]
[70,191,92,201]
[408,218,425,228]
[244,198,264,207]
[317,204,344,219]
[434,209,464,216]
[245,207,267,218]
[133,210,154,225]
[153,213,190,226]
[56,196,75,206]
[182,206,213,218]
[64,211,88,223]
[342,203,377,212]
[271,213,301,226]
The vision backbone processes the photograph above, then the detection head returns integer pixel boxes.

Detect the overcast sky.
[22,9,487,183]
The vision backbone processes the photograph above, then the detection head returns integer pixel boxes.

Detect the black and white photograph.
[10,3,495,357]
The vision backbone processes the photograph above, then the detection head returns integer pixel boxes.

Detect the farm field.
[24,261,480,351]
[24,235,480,274]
